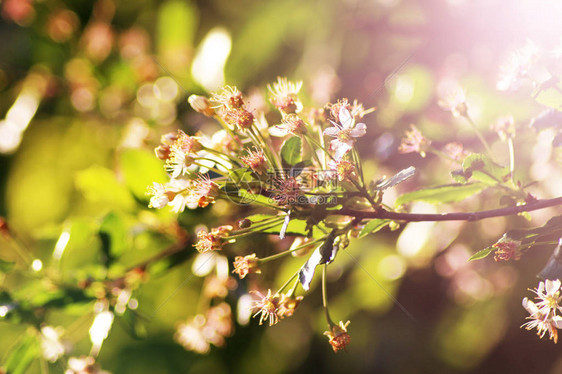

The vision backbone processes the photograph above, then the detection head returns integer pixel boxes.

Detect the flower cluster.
[522,279,562,343]
[146,78,387,354]
[251,290,303,326]
[175,303,234,354]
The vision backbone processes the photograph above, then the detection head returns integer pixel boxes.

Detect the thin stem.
[350,177,379,210]
[286,277,300,297]
[249,127,278,170]
[221,192,285,211]
[276,270,300,295]
[192,162,229,177]
[259,236,327,263]
[227,216,286,238]
[428,146,461,164]
[351,148,365,185]
[197,156,232,171]
[303,135,323,167]
[318,126,328,170]
[520,240,559,249]
[213,115,243,147]
[463,114,494,157]
[202,146,242,165]
[322,264,335,327]
[307,135,336,162]
[39,357,49,374]
[335,196,562,222]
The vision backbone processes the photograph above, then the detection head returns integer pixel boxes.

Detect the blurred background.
[1,0,562,373]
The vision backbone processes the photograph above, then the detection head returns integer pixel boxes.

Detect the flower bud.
[238,218,252,229]
[188,94,215,117]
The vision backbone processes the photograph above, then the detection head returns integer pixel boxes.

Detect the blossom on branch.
[241,147,268,175]
[251,289,281,326]
[522,279,562,343]
[324,107,366,160]
[324,320,351,352]
[268,77,303,114]
[232,254,261,279]
[398,124,431,157]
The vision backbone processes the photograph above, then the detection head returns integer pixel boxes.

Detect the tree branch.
[335,196,562,222]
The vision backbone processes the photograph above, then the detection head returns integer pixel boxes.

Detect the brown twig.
[335,196,562,222]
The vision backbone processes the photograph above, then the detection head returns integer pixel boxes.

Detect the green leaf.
[280,136,302,166]
[533,79,562,110]
[395,183,485,206]
[450,169,469,184]
[99,211,128,263]
[358,219,390,238]
[468,247,495,261]
[244,214,327,237]
[75,165,136,211]
[0,258,15,273]
[5,334,39,374]
[462,153,509,185]
[119,149,168,201]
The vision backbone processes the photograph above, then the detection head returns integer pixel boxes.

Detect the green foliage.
[358,219,389,238]
[4,334,39,374]
[99,211,129,265]
[468,247,494,261]
[0,259,15,273]
[119,149,168,201]
[459,153,510,186]
[533,79,562,110]
[395,183,485,206]
[280,136,303,166]
[75,165,137,211]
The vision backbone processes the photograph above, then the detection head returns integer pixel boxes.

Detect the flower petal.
[333,142,352,160]
[546,279,562,295]
[553,316,562,329]
[339,107,354,129]
[324,127,340,137]
[522,297,539,315]
[269,125,289,137]
[350,123,367,138]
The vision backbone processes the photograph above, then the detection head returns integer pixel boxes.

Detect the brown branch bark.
[335,197,562,222]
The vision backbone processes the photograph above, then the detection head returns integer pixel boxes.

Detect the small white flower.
[437,82,467,117]
[522,280,562,343]
[40,325,67,363]
[89,311,114,355]
[497,40,540,91]
[165,145,195,178]
[531,279,562,315]
[148,182,169,209]
[268,77,303,114]
[66,356,111,374]
[522,297,562,343]
[167,178,197,212]
[323,107,366,159]
[175,316,210,354]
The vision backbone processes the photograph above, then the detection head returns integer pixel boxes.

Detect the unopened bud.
[155,144,171,160]
[238,219,252,229]
[188,95,215,117]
